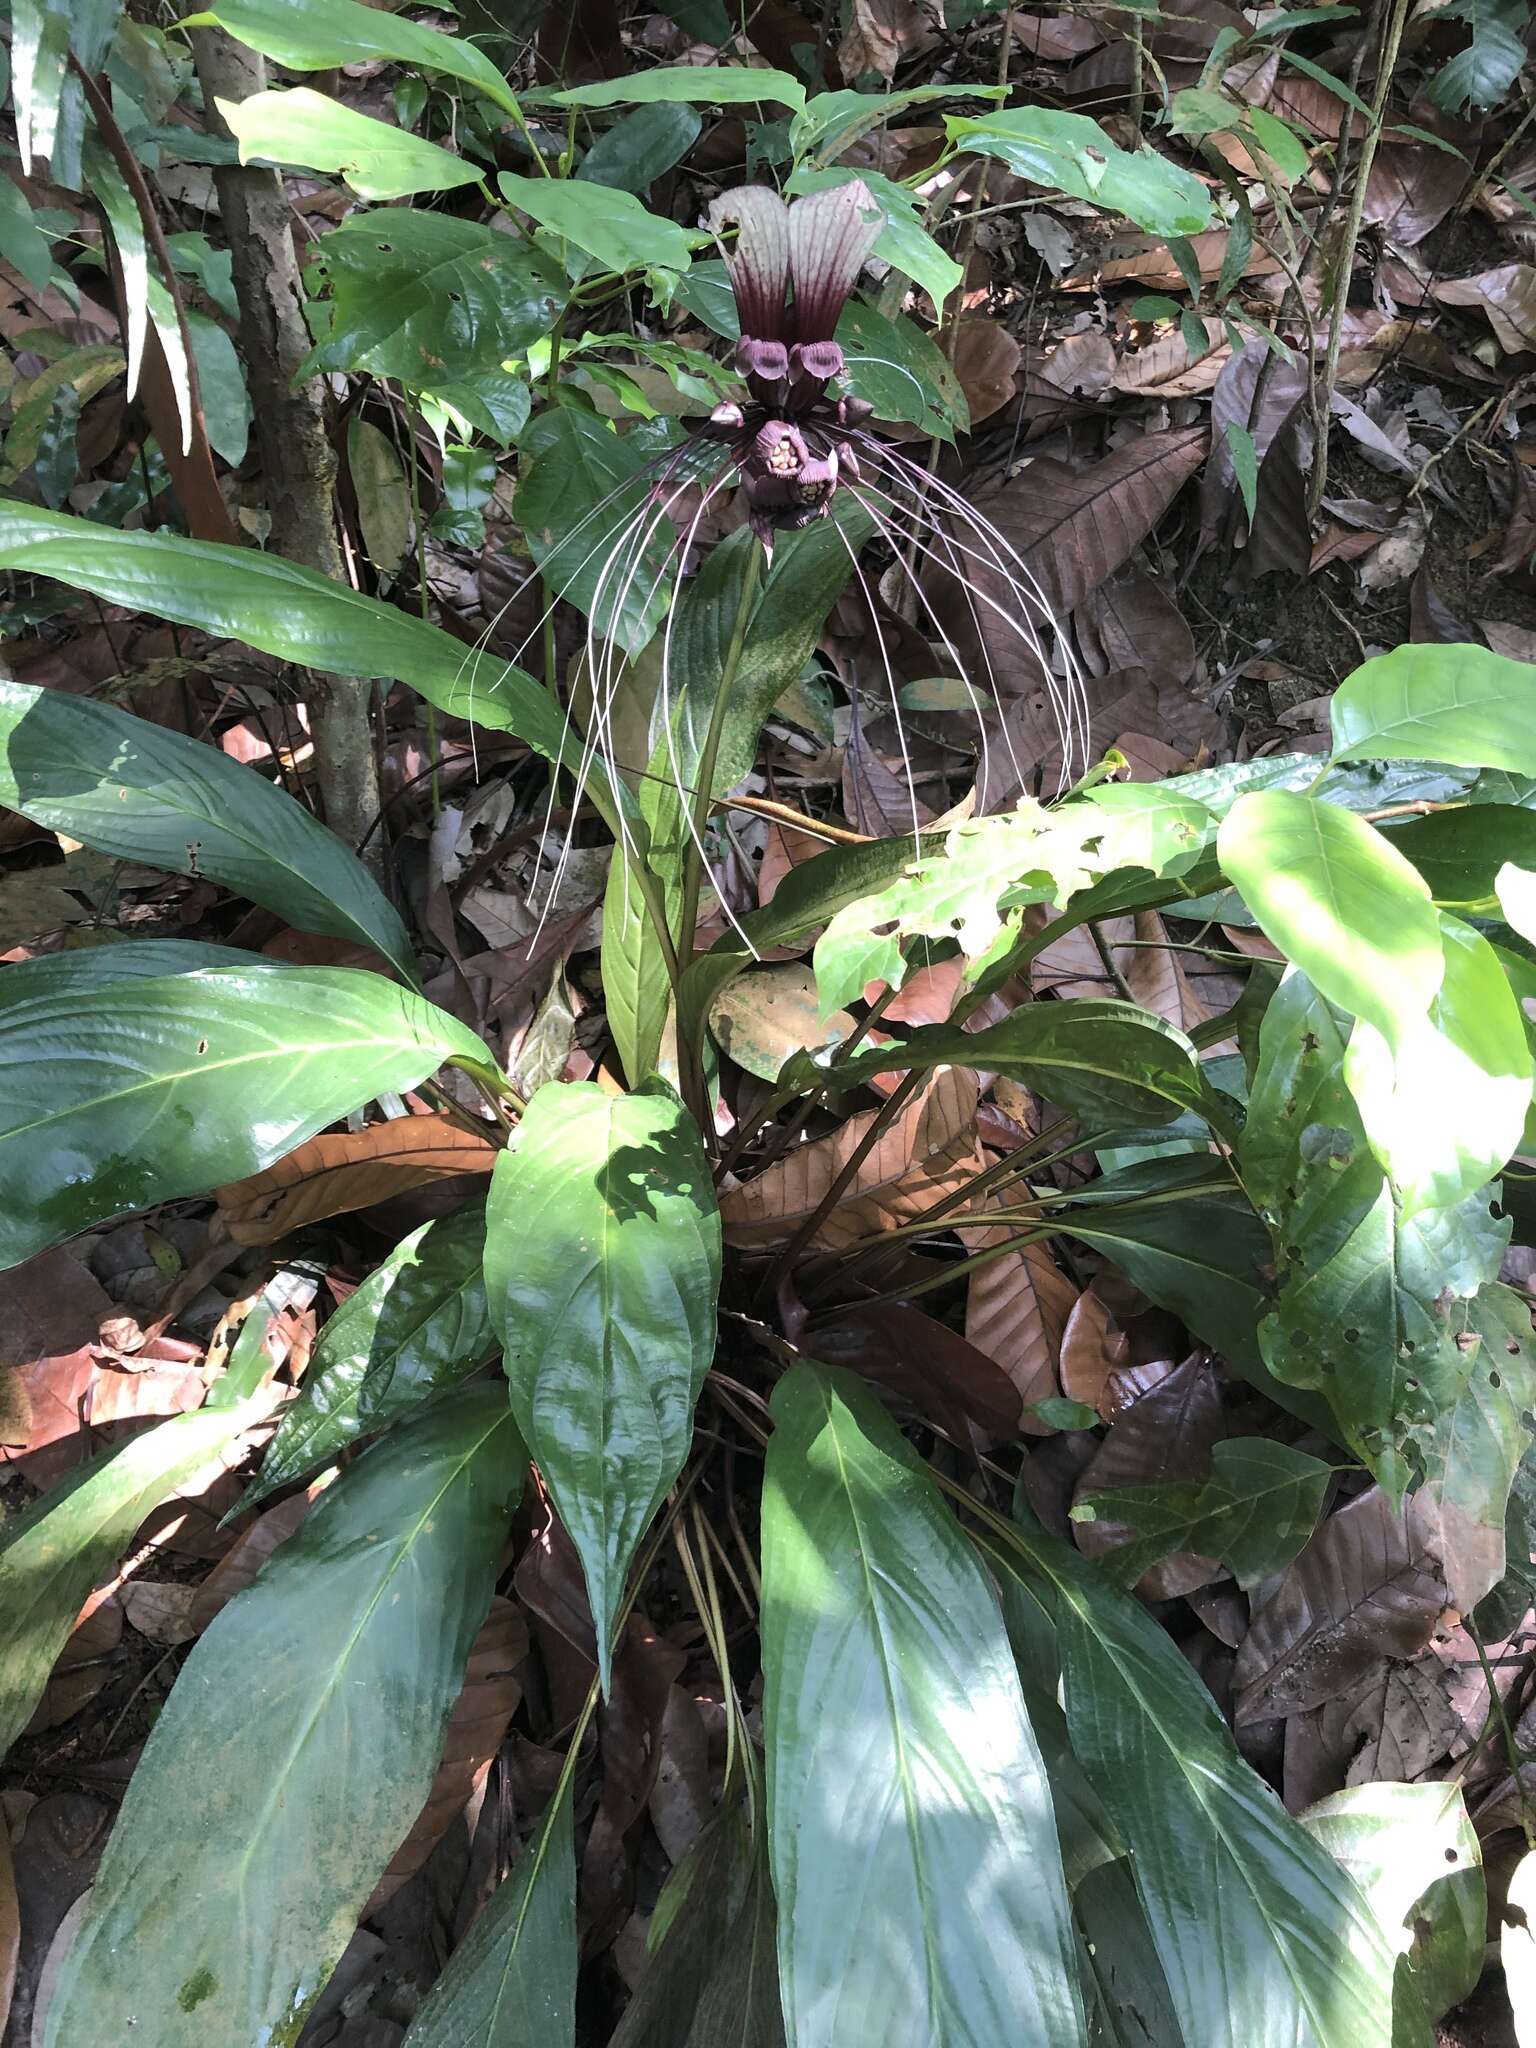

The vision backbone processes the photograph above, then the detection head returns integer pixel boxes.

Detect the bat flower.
[700,182,883,540]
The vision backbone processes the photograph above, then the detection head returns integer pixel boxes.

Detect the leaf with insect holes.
[43,1389,524,2048]
[1072,1437,1330,1590]
[485,1081,720,1688]
[220,87,478,198]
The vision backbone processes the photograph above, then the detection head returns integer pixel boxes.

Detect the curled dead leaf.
[216,1114,497,1244]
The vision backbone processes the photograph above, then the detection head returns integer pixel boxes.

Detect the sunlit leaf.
[1330,642,1536,774]
[221,86,479,199]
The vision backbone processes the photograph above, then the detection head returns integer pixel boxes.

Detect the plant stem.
[678,543,765,1128]
[1308,0,1413,517]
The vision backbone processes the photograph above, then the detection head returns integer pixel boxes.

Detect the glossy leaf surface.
[403,1780,576,2048]
[222,86,479,199]
[485,1080,720,1685]
[44,1388,524,2047]
[0,957,484,1269]
[0,674,413,977]
[761,1364,1086,2048]
[1331,643,1536,774]
[0,501,565,757]
[997,1514,1425,2048]
[246,1201,493,1508]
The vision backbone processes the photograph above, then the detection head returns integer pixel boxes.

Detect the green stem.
[678,542,765,1125]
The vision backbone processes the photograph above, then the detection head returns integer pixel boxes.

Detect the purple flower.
[702,181,882,539]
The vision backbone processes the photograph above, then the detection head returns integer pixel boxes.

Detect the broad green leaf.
[1331,643,1536,774]
[0,176,53,295]
[822,1002,1206,1126]
[946,108,1211,237]
[576,103,702,192]
[180,0,523,116]
[762,1364,1086,2048]
[186,307,251,468]
[221,86,479,199]
[1223,420,1259,523]
[499,172,694,277]
[1413,1282,1536,1611]
[995,1513,1427,2048]
[538,65,806,110]
[1072,1438,1329,1590]
[1218,789,1444,1047]
[0,1386,271,1759]
[1387,804,1536,911]
[484,1080,720,1686]
[789,83,1006,163]
[835,300,967,438]
[0,957,484,1269]
[1343,913,1531,1216]
[0,500,566,759]
[1498,860,1536,947]
[302,213,563,388]
[1075,1860,1185,2048]
[1508,1849,1536,2045]
[0,674,413,978]
[1301,1783,1483,2023]
[403,1778,576,2048]
[514,410,688,656]
[44,1387,524,2048]
[1248,103,1313,183]
[244,1201,493,1509]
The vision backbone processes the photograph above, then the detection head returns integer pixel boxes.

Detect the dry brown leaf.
[1111,318,1229,397]
[1233,1486,1449,1723]
[1202,340,1310,543]
[24,1598,124,1736]
[720,1069,980,1251]
[1041,330,1117,397]
[366,1597,530,1914]
[1065,228,1281,292]
[839,0,934,78]
[0,1248,118,1476]
[1336,1657,1460,1785]
[963,1207,1080,1432]
[648,1684,714,1866]
[1123,910,1209,1033]
[118,1581,200,1647]
[1363,139,1469,247]
[216,1115,497,1243]
[1059,1286,1133,1414]
[1077,568,1196,686]
[1432,266,1536,354]
[1071,1353,1224,1598]
[842,722,935,837]
[951,318,1021,425]
[815,1299,1024,1443]
[1483,620,1536,663]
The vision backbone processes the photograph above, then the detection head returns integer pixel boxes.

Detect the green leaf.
[44,1387,523,2047]
[1247,104,1312,184]
[499,172,694,279]
[1343,913,1531,1217]
[576,102,702,192]
[221,86,480,199]
[0,176,54,295]
[946,107,1212,237]
[1218,789,1444,1048]
[302,212,563,388]
[485,1080,720,1686]
[180,0,523,116]
[1223,420,1259,523]
[514,410,687,656]
[1413,1282,1536,1612]
[244,1201,493,1509]
[822,1002,1206,1126]
[1330,643,1536,774]
[1428,0,1527,112]
[185,307,251,468]
[538,65,805,110]
[789,82,1006,163]
[1301,1783,1483,2023]
[762,1363,1086,2048]
[0,1386,272,1760]
[1386,804,1536,911]
[835,299,968,438]
[1072,1438,1330,1590]
[0,499,566,758]
[1075,1860,1186,2047]
[1275,47,1375,117]
[0,674,413,978]
[993,1512,1426,2048]
[1506,1849,1536,2043]
[402,1778,576,2048]
[0,956,484,1269]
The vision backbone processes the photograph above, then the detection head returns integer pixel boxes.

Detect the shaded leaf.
[946,107,1210,237]
[1070,1353,1224,1597]
[762,1363,1086,2048]
[812,1300,1023,1443]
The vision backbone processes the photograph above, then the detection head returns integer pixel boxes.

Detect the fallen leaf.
[839,0,934,79]
[0,1248,119,1478]
[1202,339,1309,543]
[1433,266,1536,354]
[1234,1487,1449,1723]
[648,1684,714,1866]
[814,1298,1024,1442]
[842,718,935,837]
[366,1596,530,1914]
[1482,620,1536,662]
[1337,1657,1460,1785]
[1364,140,1469,247]
[1077,568,1196,685]
[1071,1353,1224,1598]
[1059,1285,1134,1414]
[118,1581,200,1647]
[964,1202,1080,1430]
[1041,330,1117,397]
[24,1597,124,1735]
[1111,317,1229,397]
[1239,398,1313,581]
[216,1115,497,1243]
[711,964,854,1084]
[951,318,1020,425]
[187,1484,325,1632]
[1065,228,1281,291]
[582,1614,686,1949]
[720,1068,980,1252]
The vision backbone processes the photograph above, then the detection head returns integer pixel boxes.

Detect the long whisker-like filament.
[831,518,924,855]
